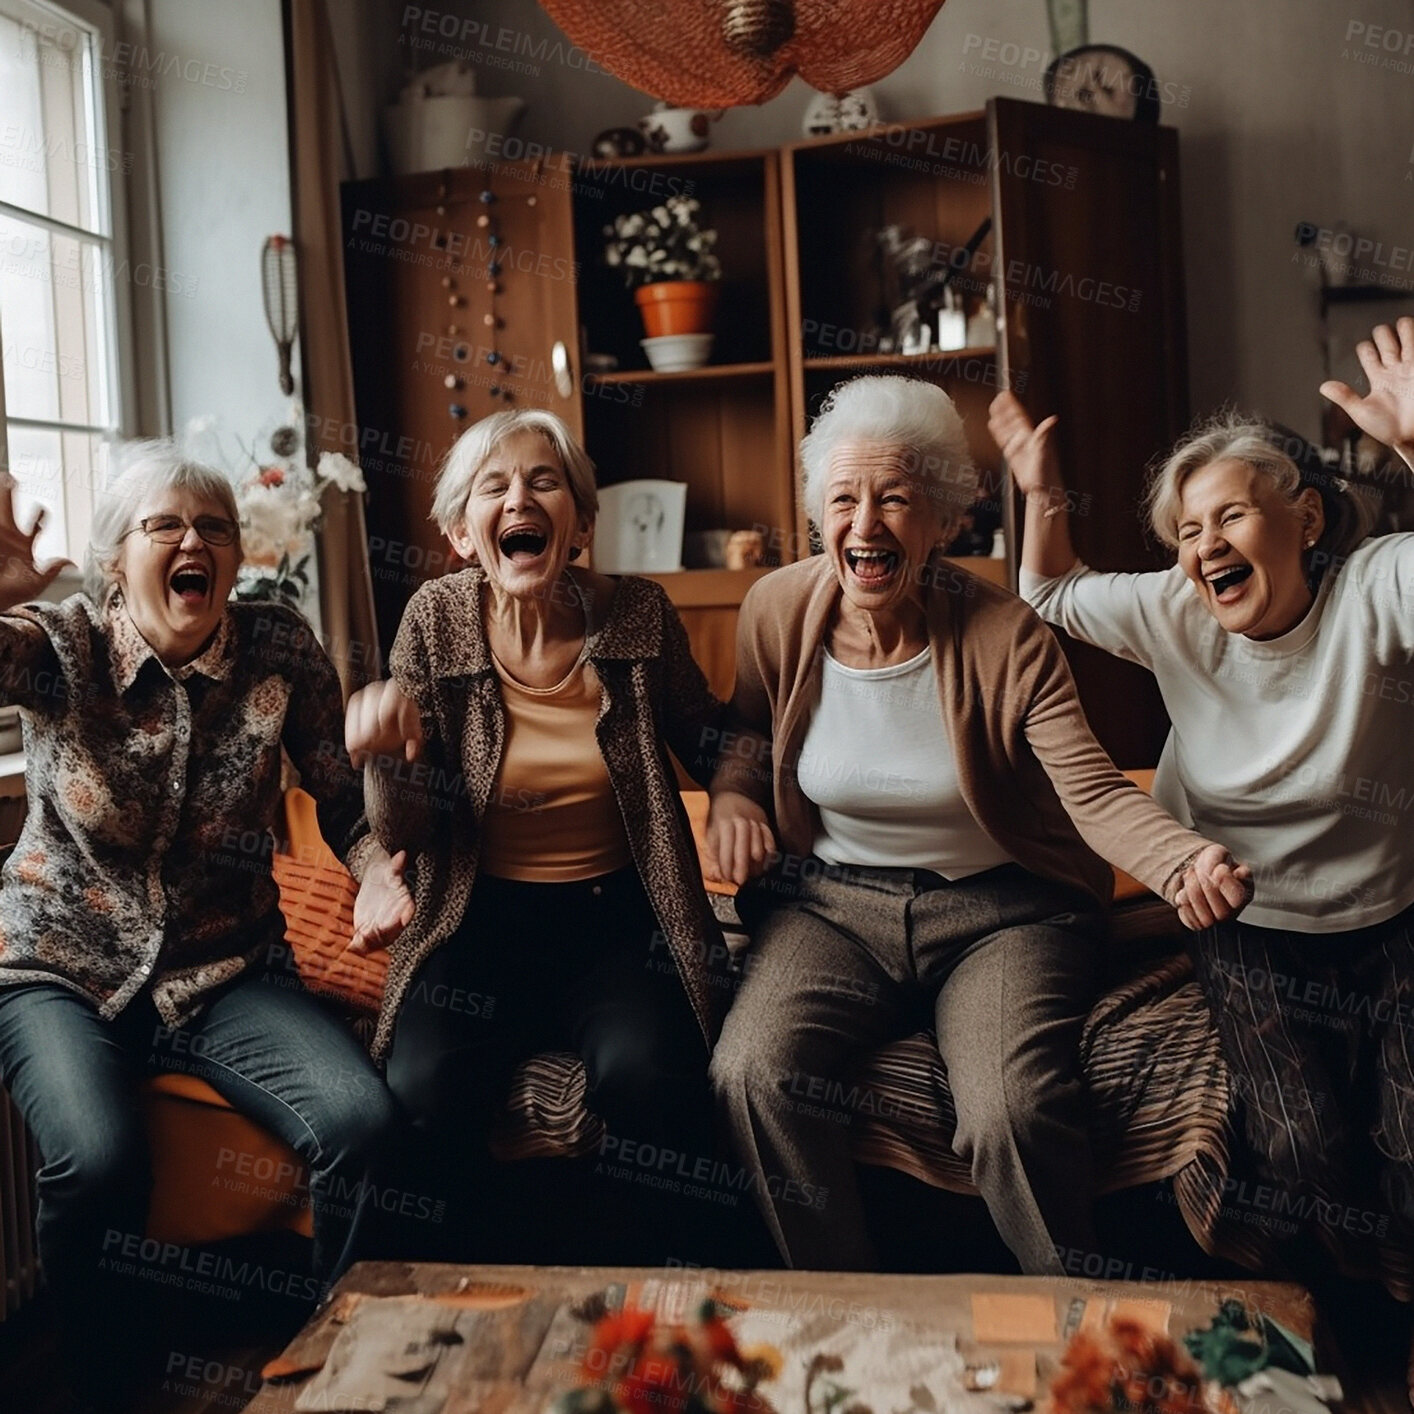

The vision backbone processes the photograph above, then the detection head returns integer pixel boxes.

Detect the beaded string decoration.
[433,173,539,423]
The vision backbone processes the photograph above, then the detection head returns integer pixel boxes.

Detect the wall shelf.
[586,362,775,386]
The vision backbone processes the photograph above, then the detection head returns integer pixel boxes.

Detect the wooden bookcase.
[342,98,1186,759]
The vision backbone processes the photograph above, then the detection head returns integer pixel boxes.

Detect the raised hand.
[1172,843,1254,931]
[988,391,1061,499]
[705,790,777,886]
[345,678,425,768]
[350,847,413,953]
[1320,316,1414,470]
[0,475,72,611]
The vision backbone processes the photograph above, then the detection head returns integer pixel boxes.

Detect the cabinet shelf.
[586,361,776,386]
[639,567,773,607]
[802,347,996,372]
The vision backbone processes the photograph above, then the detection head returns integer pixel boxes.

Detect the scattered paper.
[295,1293,558,1413]
[727,1305,994,1414]
[995,1349,1037,1398]
[970,1292,1058,1344]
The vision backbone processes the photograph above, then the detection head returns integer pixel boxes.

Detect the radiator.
[0,1088,38,1319]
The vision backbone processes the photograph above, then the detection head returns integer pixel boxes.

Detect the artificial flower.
[316,450,366,494]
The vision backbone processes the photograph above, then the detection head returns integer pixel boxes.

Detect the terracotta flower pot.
[634,280,718,337]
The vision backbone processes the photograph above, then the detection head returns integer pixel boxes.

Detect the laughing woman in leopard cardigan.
[0,444,406,1409]
[345,408,729,1267]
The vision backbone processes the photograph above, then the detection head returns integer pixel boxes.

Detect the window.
[0,0,132,566]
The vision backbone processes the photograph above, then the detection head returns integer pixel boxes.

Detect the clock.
[1043,44,1160,124]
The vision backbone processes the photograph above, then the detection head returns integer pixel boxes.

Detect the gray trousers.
[710,860,1104,1273]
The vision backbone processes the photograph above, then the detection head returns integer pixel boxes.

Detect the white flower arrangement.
[182,406,367,607]
[602,195,721,287]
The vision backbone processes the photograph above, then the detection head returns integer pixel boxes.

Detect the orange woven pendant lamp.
[537,0,948,108]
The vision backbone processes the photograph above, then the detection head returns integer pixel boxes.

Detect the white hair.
[1143,409,1375,565]
[86,440,240,598]
[799,376,978,531]
[430,408,598,536]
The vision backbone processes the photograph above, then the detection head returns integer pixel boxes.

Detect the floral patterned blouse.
[0,591,375,1026]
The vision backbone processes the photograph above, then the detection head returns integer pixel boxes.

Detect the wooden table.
[242,1261,1318,1413]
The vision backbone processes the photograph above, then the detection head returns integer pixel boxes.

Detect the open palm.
[0,476,71,611]
[350,848,413,954]
[1320,316,1414,467]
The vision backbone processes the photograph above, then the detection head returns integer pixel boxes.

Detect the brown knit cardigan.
[366,567,725,1060]
[713,555,1212,906]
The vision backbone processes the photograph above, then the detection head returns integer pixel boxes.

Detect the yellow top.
[479,650,633,882]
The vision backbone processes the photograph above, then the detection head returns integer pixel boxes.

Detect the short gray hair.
[430,408,598,536]
[800,376,978,531]
[1143,410,1375,564]
[87,440,240,598]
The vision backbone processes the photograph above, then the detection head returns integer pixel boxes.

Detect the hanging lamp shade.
[537,0,948,108]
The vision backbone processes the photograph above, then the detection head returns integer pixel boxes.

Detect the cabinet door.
[990,97,1186,767]
[342,163,581,656]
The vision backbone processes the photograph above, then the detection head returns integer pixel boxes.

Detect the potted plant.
[603,196,721,347]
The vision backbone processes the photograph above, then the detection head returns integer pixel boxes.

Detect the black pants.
[386,866,714,1263]
[1191,900,1414,1275]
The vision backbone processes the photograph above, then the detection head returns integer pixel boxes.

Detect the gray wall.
[355,0,1414,442]
[147,0,294,446]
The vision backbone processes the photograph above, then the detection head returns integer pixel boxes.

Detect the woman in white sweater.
[989,317,1414,1325]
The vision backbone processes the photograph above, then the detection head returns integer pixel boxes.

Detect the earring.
[568,545,583,561]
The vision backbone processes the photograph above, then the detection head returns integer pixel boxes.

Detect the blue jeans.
[0,968,397,1394]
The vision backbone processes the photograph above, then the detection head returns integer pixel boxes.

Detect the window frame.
[0,0,145,589]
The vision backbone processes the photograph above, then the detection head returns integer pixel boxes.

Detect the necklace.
[487,574,591,691]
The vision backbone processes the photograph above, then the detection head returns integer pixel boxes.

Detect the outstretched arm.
[1321,316,1414,473]
[1020,620,1251,927]
[987,391,1079,580]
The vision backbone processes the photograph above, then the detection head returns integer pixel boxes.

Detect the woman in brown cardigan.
[707,375,1252,1275]
[346,408,727,1263]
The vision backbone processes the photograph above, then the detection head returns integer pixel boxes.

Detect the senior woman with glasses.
[706,375,1251,1276]
[0,444,404,1406]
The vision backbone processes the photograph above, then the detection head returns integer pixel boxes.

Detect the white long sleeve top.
[1021,536,1414,931]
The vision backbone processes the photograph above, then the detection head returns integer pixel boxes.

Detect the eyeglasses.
[121,514,239,547]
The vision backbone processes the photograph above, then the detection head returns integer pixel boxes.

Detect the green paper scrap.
[1183,1299,1316,1387]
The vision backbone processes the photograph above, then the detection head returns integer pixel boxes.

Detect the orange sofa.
[144,780,1175,1248]
[145,789,381,1244]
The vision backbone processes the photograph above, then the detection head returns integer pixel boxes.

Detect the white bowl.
[641,333,714,372]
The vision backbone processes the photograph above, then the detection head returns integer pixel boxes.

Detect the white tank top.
[795,647,1014,879]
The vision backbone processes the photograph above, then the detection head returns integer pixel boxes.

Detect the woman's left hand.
[1320,316,1414,470]
[1171,843,1253,930]
[350,848,414,954]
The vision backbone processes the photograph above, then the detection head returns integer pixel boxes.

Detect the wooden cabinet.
[341,163,582,655]
[342,98,1186,761]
